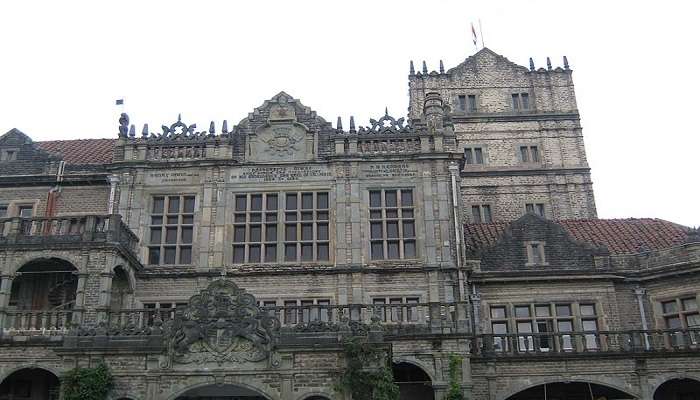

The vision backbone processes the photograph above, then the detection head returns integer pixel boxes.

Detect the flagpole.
[479,19,485,48]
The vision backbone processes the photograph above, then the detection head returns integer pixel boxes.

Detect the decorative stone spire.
[209,121,215,134]
[142,124,149,138]
[422,61,428,74]
[128,124,136,138]
[349,116,356,133]
[546,57,552,70]
[529,57,535,71]
[563,56,570,70]
[118,113,129,138]
[336,116,343,130]
[409,60,415,75]
[384,107,389,116]
[222,120,228,134]
[439,60,444,74]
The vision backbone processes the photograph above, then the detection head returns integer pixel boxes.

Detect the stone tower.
[409,48,596,222]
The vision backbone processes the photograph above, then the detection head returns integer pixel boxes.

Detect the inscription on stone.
[231,166,332,183]
[361,163,419,179]
[146,171,201,185]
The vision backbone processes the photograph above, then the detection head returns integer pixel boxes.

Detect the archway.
[7,258,77,331]
[654,378,700,400]
[506,381,636,400]
[110,266,132,311]
[0,368,60,400]
[303,397,330,400]
[393,362,435,400]
[175,384,269,400]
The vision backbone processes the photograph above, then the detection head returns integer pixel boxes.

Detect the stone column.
[107,174,120,214]
[98,270,115,322]
[470,292,482,334]
[73,272,89,325]
[0,273,15,333]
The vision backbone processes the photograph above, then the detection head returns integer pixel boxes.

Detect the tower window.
[512,93,531,111]
[457,95,477,112]
[519,145,540,163]
[464,147,484,165]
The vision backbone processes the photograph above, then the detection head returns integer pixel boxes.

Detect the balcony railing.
[471,329,700,357]
[103,302,471,336]
[0,214,139,254]
[1,310,75,335]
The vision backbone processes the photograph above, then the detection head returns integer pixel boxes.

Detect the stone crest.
[160,279,280,367]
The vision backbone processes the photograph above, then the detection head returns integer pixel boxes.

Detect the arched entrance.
[654,378,700,400]
[0,368,60,400]
[393,362,435,400]
[175,384,269,400]
[506,381,636,400]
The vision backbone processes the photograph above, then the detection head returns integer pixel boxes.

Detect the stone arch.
[392,356,436,382]
[295,393,334,400]
[10,253,82,275]
[0,365,62,384]
[165,379,278,400]
[109,265,134,310]
[0,366,61,400]
[10,257,78,312]
[392,358,435,400]
[653,375,700,400]
[500,378,640,400]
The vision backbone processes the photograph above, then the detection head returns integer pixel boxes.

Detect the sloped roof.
[36,139,116,165]
[465,218,690,255]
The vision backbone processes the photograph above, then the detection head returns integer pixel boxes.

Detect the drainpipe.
[634,287,650,350]
[45,161,65,217]
[448,164,463,293]
[108,175,120,214]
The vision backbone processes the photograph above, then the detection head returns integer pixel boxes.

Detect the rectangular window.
[148,195,195,265]
[471,204,492,223]
[369,189,416,260]
[525,203,546,217]
[457,95,466,112]
[464,147,484,165]
[18,205,33,218]
[233,191,330,263]
[0,205,7,218]
[372,296,420,323]
[662,297,700,331]
[512,93,531,111]
[142,301,188,324]
[519,145,541,163]
[468,95,477,112]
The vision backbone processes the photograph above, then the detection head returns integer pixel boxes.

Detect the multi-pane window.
[489,303,600,352]
[143,301,187,324]
[369,189,416,260]
[233,192,330,264]
[471,205,493,223]
[519,145,540,163]
[457,95,477,112]
[277,298,331,325]
[372,297,420,322]
[0,149,18,162]
[148,196,195,265]
[512,93,531,111]
[525,203,545,217]
[464,147,484,165]
[662,297,700,330]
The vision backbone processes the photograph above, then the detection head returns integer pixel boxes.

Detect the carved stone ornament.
[160,279,280,368]
[356,109,412,135]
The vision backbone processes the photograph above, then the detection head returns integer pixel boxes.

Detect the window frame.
[470,204,493,223]
[463,146,486,166]
[147,195,196,266]
[511,92,532,112]
[368,188,417,261]
[517,144,542,164]
[525,241,548,266]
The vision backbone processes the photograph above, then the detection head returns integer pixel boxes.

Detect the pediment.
[446,47,530,76]
[0,128,34,147]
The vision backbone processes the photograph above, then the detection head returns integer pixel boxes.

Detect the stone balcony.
[0,214,139,257]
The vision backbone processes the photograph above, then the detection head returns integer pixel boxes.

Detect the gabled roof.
[36,139,116,165]
[445,47,529,75]
[465,218,690,255]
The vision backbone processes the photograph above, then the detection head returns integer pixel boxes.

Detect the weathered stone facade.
[0,48,698,400]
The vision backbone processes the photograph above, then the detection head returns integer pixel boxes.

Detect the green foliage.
[62,363,114,400]
[336,338,400,400]
[444,354,465,400]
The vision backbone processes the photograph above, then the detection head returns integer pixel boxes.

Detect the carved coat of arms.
[160,280,280,367]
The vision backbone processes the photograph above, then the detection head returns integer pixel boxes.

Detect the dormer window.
[1,149,18,162]
[526,241,547,266]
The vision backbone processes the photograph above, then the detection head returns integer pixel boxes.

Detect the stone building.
[0,48,698,400]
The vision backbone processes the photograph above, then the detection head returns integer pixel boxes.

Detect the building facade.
[0,48,698,400]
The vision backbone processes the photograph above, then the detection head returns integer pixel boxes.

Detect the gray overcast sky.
[1,0,698,226]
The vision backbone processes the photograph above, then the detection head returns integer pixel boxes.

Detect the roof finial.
[529,57,535,71]
[563,56,570,70]
[209,121,215,134]
[177,113,182,122]
[409,60,415,75]
[385,107,389,116]
[349,116,356,133]
[546,57,552,70]
[128,124,136,138]
[336,116,343,130]
[222,120,228,134]
[439,60,445,74]
[141,123,149,138]
[422,61,428,74]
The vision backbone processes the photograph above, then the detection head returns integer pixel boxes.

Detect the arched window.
[0,368,60,400]
[654,378,700,400]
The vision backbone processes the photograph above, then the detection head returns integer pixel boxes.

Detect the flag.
[471,23,478,47]
[115,99,124,105]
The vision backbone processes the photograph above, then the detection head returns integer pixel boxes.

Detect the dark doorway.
[0,368,60,400]
[506,381,636,400]
[175,384,267,400]
[393,362,435,400]
[654,378,700,400]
